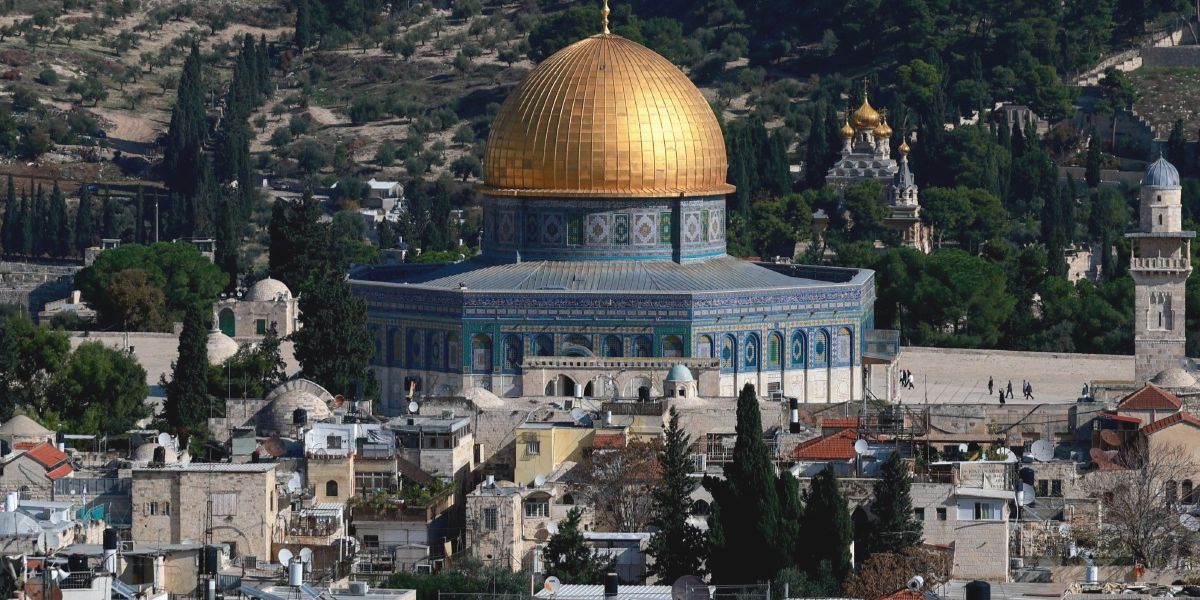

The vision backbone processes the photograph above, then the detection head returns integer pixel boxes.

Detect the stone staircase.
[1072,24,1187,86]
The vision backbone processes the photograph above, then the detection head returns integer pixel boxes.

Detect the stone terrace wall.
[1142,46,1200,68]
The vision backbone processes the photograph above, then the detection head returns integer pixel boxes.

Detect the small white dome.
[132,443,178,463]
[666,364,694,383]
[1151,367,1196,388]
[207,330,239,365]
[259,379,335,435]
[246,278,292,302]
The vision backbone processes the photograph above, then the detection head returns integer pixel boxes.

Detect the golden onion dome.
[840,120,854,138]
[898,140,911,156]
[481,34,733,198]
[874,118,892,138]
[850,97,881,129]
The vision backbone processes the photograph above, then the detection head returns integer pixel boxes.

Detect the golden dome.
[874,118,892,138]
[482,34,733,198]
[840,121,854,138]
[898,140,911,156]
[850,97,881,129]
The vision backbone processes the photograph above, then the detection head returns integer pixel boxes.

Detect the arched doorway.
[545,374,577,396]
[218,308,235,337]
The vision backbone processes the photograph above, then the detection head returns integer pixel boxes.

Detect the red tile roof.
[1101,412,1142,425]
[1118,384,1183,411]
[23,442,68,469]
[792,429,868,461]
[1143,411,1200,435]
[13,441,37,451]
[874,589,931,600]
[46,464,73,480]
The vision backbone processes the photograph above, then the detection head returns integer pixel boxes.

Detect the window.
[146,502,161,516]
[255,319,267,335]
[1184,480,1195,504]
[524,500,549,518]
[362,535,379,549]
[325,480,339,498]
[914,508,925,520]
[211,493,238,516]
[936,508,946,521]
[161,502,170,515]
[973,502,997,520]
[1037,480,1048,497]
[1051,480,1062,497]
[483,508,498,531]
[327,435,343,449]
[526,441,541,456]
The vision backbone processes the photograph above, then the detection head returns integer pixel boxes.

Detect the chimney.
[102,528,118,573]
[789,397,800,434]
[603,573,618,599]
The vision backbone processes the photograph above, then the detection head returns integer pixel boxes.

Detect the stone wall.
[0,260,80,318]
[1141,46,1200,68]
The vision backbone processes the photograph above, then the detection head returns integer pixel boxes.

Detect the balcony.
[349,485,455,523]
[1130,256,1191,272]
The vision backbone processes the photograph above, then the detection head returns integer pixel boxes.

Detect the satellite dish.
[533,474,546,487]
[298,547,313,563]
[1003,448,1019,463]
[157,432,172,448]
[1030,440,1054,461]
[1100,430,1124,447]
[277,548,294,567]
[672,575,710,600]
[543,576,562,594]
[957,443,969,454]
[287,473,302,492]
[853,439,869,455]
[1020,483,1035,505]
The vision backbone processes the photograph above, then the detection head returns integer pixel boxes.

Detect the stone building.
[1129,156,1194,383]
[389,414,475,482]
[351,25,892,411]
[0,415,55,452]
[130,463,278,560]
[0,442,73,500]
[465,477,587,573]
[214,278,301,340]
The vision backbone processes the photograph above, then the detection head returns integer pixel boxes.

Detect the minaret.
[1129,155,1194,383]
[885,141,930,253]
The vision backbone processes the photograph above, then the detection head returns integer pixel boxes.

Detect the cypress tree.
[19,193,33,256]
[863,451,923,558]
[48,182,69,257]
[705,383,784,584]
[804,101,829,190]
[214,196,240,292]
[801,465,853,583]
[647,407,708,581]
[164,45,206,208]
[75,185,94,255]
[257,35,271,96]
[101,186,115,239]
[292,269,375,396]
[294,0,312,51]
[164,304,212,430]
[2,175,15,254]
[269,190,327,292]
[1010,120,1026,159]
[996,111,1011,151]
[33,183,48,256]
[1085,128,1102,188]
[1168,119,1187,170]
[765,130,792,196]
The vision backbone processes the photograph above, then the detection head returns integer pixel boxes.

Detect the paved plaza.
[893,346,1134,404]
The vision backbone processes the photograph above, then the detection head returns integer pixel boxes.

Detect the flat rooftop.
[132,463,276,473]
[894,346,1133,405]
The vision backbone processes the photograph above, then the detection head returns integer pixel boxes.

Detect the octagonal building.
[351,28,892,413]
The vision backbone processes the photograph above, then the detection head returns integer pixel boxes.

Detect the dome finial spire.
[602,0,610,34]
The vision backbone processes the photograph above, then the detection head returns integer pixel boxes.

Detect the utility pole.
[154,197,159,242]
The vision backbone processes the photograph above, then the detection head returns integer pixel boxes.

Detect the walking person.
[988,376,994,395]
[1026,381,1034,400]
[999,389,1005,405]
[1006,380,1013,400]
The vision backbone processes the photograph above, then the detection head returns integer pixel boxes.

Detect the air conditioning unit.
[348,582,370,595]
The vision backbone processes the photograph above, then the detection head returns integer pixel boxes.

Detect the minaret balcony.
[1130,256,1192,272]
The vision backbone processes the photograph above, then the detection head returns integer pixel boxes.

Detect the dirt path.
[92,107,164,143]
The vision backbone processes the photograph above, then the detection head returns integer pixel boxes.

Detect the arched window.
[391,329,405,367]
[634,335,653,357]
[790,331,806,367]
[836,327,853,365]
[1167,480,1179,504]
[604,335,623,358]
[721,335,737,373]
[408,330,424,368]
[472,334,493,373]
[1184,480,1195,504]
[534,334,554,357]
[696,335,713,358]
[744,333,760,370]
[564,334,593,356]
[767,333,782,368]
[218,308,236,337]
[814,330,830,366]
[691,499,710,516]
[447,333,461,370]
[503,335,523,371]
[662,335,683,358]
[325,480,339,498]
[428,331,443,371]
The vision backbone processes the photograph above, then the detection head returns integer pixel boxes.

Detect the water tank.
[965,580,990,600]
[103,529,118,551]
[152,446,167,464]
[203,545,220,575]
[293,408,308,427]
[348,582,369,595]
[1086,565,1099,584]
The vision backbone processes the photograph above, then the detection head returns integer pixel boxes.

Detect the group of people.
[899,369,916,390]
[988,376,1034,404]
